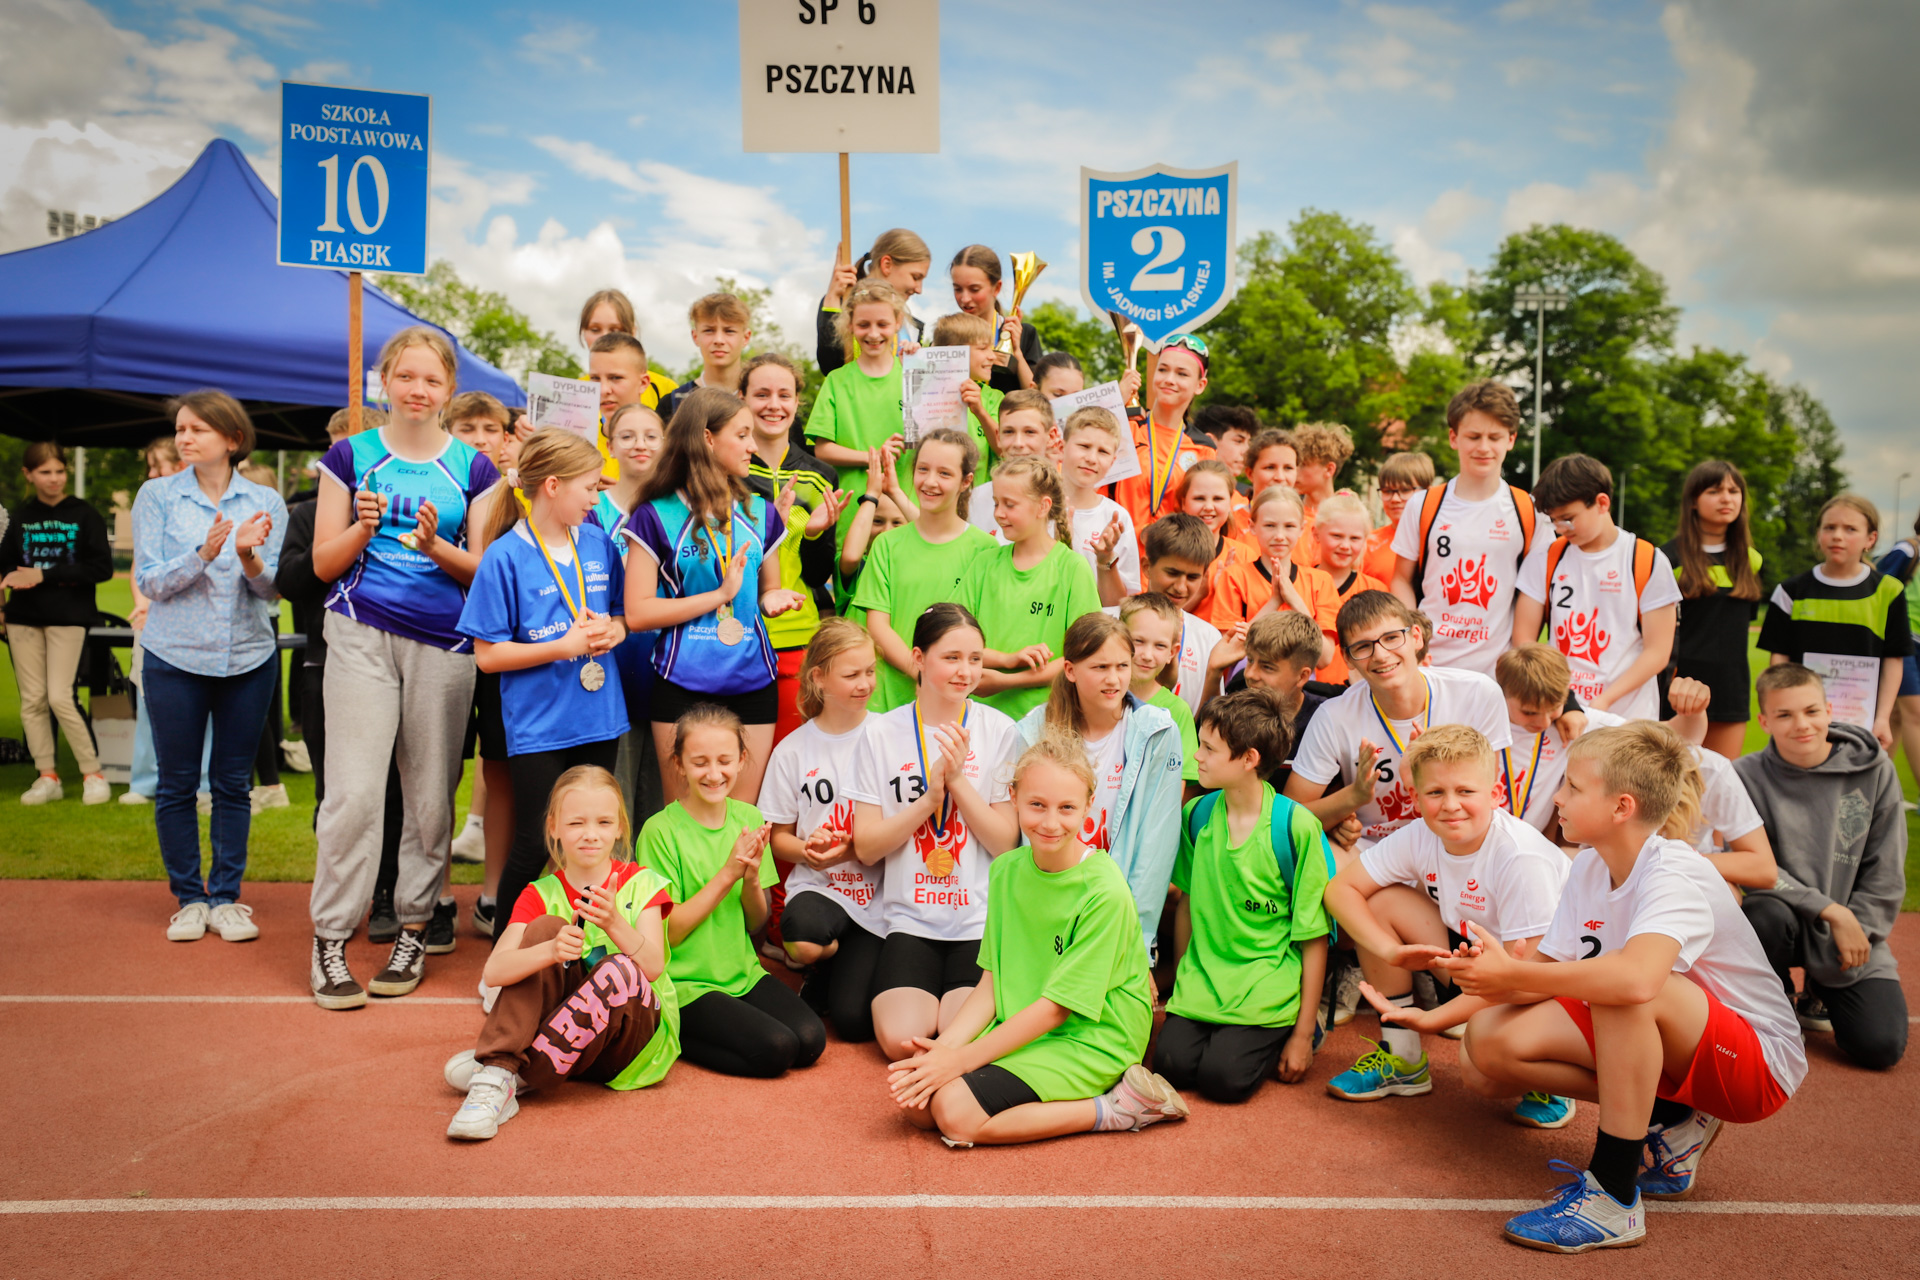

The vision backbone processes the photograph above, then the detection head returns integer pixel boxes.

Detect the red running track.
[2,881,1916,1277]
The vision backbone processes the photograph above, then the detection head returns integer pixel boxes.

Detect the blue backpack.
[1182,791,1339,937]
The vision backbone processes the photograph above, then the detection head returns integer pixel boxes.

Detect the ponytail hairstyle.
[950,244,1004,292]
[1044,612,1133,738]
[636,387,754,535]
[991,455,1072,549]
[481,427,606,548]
[833,280,907,358]
[543,765,632,867]
[602,401,663,448]
[854,227,932,282]
[1011,730,1097,805]
[796,618,874,720]
[1676,460,1761,601]
[913,427,980,520]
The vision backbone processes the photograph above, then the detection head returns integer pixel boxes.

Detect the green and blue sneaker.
[1638,1108,1722,1200]
[1512,1090,1575,1129]
[1503,1162,1645,1253]
[1324,1040,1431,1101]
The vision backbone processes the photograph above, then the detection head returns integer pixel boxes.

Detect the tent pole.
[347,271,363,435]
[74,446,87,499]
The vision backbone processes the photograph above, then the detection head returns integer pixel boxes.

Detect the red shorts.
[773,647,806,746]
[1557,988,1790,1124]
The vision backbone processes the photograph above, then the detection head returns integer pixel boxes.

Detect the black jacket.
[0,495,113,627]
[274,498,330,666]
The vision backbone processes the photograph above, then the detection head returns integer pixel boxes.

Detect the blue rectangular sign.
[278,82,430,274]
[1080,162,1238,347]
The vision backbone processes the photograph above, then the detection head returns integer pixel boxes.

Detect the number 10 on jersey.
[1080,161,1239,347]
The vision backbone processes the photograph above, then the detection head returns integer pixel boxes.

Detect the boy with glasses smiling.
[1284,592,1512,858]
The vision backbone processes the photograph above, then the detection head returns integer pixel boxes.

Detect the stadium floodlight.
[1513,289,1571,484]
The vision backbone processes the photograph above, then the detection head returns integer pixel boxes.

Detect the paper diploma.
[1048,381,1140,486]
[526,372,601,442]
[1802,652,1880,729]
[901,346,972,444]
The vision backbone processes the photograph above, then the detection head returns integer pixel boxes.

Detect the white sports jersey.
[844,699,1021,941]
[1391,481,1543,677]
[1360,808,1570,941]
[1081,716,1129,852]
[1290,666,1513,848]
[1541,836,1806,1097]
[1687,744,1764,854]
[760,719,884,936]
[1518,534,1682,720]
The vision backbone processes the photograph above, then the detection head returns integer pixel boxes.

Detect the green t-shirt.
[976,847,1153,1101]
[803,360,906,545]
[977,382,1004,468]
[960,540,1104,720]
[640,799,780,1004]
[852,522,996,711]
[748,445,837,651]
[1168,785,1331,1029]
[1148,686,1200,784]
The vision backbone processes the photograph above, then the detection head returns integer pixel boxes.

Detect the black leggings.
[252,659,283,786]
[1153,1013,1292,1104]
[494,739,622,942]
[680,974,827,1077]
[1742,894,1908,1070]
[781,893,883,1042]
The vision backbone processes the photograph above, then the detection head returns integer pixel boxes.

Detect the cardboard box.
[90,692,135,785]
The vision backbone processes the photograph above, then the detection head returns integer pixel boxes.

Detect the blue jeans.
[130,688,209,798]
[143,651,278,907]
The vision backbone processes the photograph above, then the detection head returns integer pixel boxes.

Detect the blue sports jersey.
[320,430,499,650]
[590,491,628,536]
[619,491,781,696]
[457,520,629,755]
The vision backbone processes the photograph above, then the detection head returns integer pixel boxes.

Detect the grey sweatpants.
[310,612,476,939]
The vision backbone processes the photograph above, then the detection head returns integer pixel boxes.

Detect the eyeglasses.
[1345,626,1414,662]
[1379,484,1415,497]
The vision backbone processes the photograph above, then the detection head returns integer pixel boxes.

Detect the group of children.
[46,228,1908,1256]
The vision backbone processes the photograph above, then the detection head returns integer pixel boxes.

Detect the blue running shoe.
[1325,1040,1431,1101]
[1638,1108,1723,1200]
[1512,1090,1576,1129]
[1503,1161,1646,1253]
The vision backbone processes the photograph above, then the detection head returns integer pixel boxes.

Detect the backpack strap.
[1182,792,1221,848]
[1543,535,1570,602]
[1267,794,1339,942]
[1631,537,1657,633]
[1411,480,1449,589]
[1508,485,1537,554]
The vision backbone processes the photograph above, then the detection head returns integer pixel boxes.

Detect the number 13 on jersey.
[1081,162,1239,346]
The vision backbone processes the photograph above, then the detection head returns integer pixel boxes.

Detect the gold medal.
[717,616,745,646]
[580,659,606,692]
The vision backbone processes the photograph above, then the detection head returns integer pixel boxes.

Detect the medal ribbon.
[1503,731,1545,817]
[1147,413,1175,513]
[1369,671,1432,754]
[703,509,737,587]
[912,701,969,839]
[528,520,587,622]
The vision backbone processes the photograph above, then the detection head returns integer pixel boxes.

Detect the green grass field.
[2,574,1914,903]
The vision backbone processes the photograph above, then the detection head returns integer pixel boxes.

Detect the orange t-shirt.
[1192,534,1265,626]
[1314,567,1388,684]
[1292,508,1322,569]
[1363,525,1398,584]
[1113,423,1190,545]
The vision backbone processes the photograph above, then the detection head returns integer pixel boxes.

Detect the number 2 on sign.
[1130,226,1186,291]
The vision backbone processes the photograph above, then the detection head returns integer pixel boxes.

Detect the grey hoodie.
[1734,722,1907,987]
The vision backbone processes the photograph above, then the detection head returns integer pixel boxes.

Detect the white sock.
[1091,1093,1132,1132]
[460,813,484,835]
[1382,994,1422,1064]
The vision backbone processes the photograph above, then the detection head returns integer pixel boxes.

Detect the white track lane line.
[3,1195,1917,1216]
[0,995,479,1005]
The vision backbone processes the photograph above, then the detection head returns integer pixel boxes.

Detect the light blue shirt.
[132,468,287,677]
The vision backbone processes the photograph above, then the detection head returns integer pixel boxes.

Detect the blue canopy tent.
[0,138,523,449]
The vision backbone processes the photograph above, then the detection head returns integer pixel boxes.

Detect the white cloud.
[518,18,597,72]
[1184,4,1460,109]
[1391,186,1494,285]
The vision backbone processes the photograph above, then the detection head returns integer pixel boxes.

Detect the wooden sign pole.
[347,270,363,434]
[838,152,852,270]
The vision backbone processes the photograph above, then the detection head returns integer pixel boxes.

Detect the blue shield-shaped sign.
[1080,162,1238,347]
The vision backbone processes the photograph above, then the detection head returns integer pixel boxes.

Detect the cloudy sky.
[3,0,1916,532]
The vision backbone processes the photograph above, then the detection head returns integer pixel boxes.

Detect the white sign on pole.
[1049,382,1140,486]
[738,0,940,153]
[901,346,971,442]
[526,373,601,442]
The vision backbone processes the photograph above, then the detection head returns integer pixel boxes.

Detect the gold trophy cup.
[1107,310,1147,406]
[994,252,1048,359]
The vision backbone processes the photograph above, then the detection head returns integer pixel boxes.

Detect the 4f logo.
[1441,553,1496,608]
[1556,608,1610,663]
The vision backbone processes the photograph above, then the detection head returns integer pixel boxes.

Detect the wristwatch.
[857,494,880,507]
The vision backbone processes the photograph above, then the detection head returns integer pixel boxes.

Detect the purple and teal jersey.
[619,491,782,696]
[319,429,499,651]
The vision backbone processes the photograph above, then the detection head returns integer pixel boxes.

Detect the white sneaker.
[1100,1064,1191,1132]
[280,739,313,773]
[445,1049,526,1094]
[250,783,290,814]
[118,790,152,806]
[207,902,260,942]
[449,815,486,864]
[81,774,111,805]
[167,902,211,941]
[21,775,63,805]
[447,1065,519,1140]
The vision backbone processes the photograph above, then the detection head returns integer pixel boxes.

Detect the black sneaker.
[423,898,457,955]
[1797,992,1833,1034]
[798,966,831,1018]
[311,936,367,1010]
[471,896,496,937]
[368,886,399,944]
[368,928,427,997]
